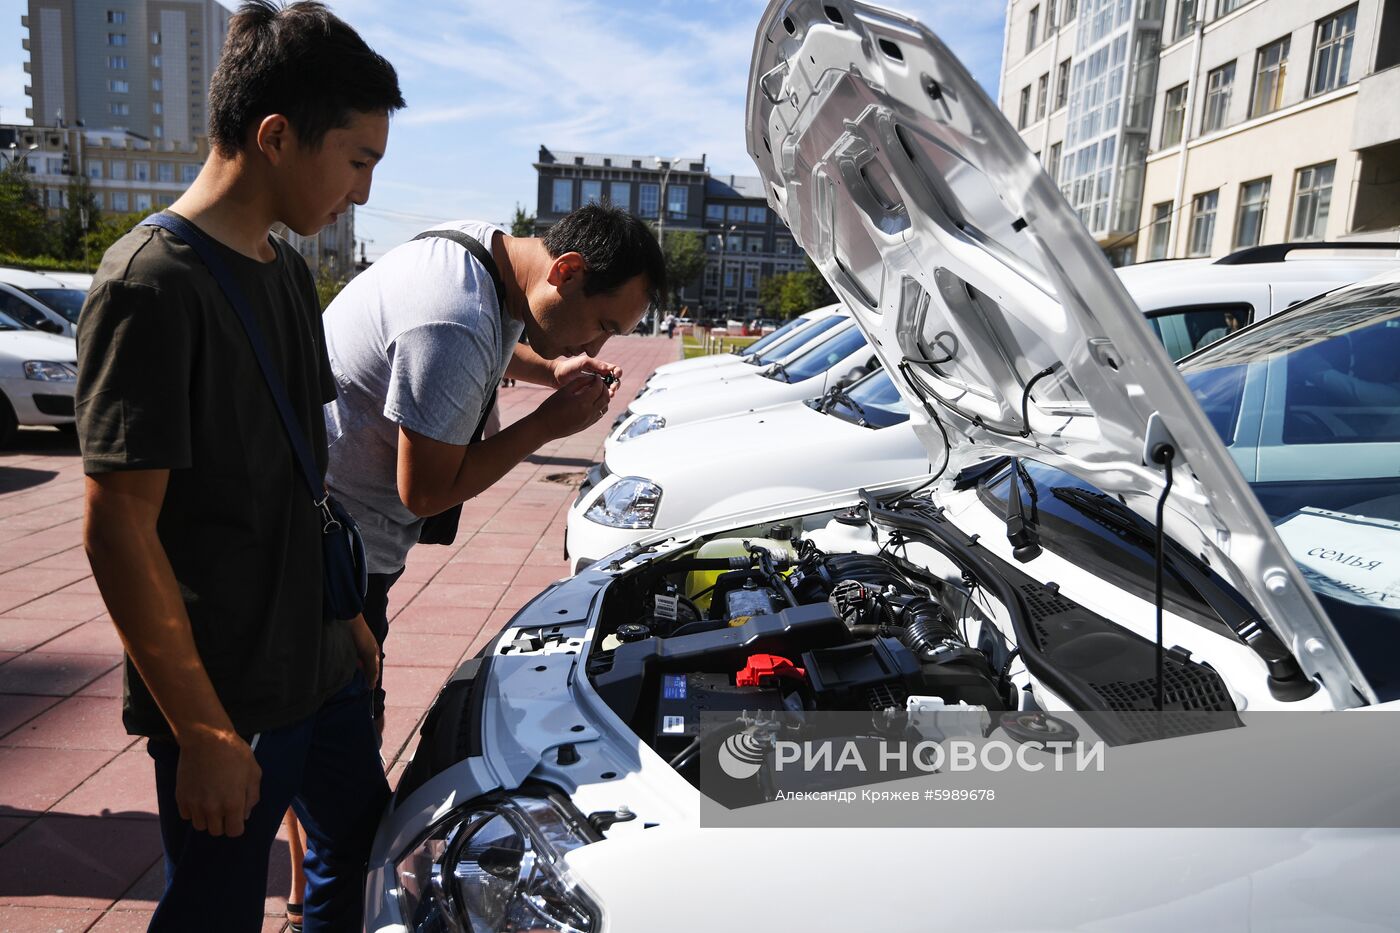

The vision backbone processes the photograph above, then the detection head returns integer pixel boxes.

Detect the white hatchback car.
[0,267,87,338]
[643,304,838,384]
[0,305,79,445]
[368,5,1400,930]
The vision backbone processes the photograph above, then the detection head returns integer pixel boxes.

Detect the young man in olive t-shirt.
[75,3,403,930]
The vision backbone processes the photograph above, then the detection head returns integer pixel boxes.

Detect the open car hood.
[744,0,1368,705]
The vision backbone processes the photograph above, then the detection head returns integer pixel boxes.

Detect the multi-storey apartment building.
[1001,0,1164,265]
[1137,0,1400,261]
[533,147,808,316]
[23,0,232,143]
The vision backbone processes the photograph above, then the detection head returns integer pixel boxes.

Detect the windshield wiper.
[1051,485,1317,701]
[765,360,791,382]
[822,385,870,426]
[1004,458,1042,562]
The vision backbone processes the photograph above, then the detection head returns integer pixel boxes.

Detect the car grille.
[33,394,75,416]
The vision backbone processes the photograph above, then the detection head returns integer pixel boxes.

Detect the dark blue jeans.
[146,672,388,932]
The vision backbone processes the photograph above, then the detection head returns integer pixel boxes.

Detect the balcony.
[22,60,29,73]
[21,14,28,27]
[1353,65,1400,151]
[21,37,28,51]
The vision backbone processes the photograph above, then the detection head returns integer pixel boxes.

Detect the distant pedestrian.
[664,313,676,338]
[74,3,403,931]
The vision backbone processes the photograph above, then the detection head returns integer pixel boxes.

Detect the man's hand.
[345,612,380,688]
[176,726,262,837]
[551,355,622,399]
[534,374,610,440]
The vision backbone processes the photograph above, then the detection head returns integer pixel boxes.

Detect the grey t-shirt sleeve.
[383,320,495,445]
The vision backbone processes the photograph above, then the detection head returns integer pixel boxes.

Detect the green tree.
[757,272,787,317]
[661,230,705,310]
[509,203,535,238]
[316,274,350,310]
[82,210,146,265]
[0,159,49,257]
[56,175,100,261]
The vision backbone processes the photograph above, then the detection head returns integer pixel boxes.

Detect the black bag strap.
[140,212,326,507]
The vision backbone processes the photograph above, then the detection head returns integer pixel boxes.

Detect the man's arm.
[397,375,608,517]
[505,343,622,396]
[84,470,260,837]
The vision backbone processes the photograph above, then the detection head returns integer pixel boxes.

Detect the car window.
[0,308,22,330]
[742,316,807,357]
[1181,282,1400,700]
[1147,303,1252,360]
[754,314,845,364]
[774,325,867,383]
[825,369,910,428]
[25,288,86,324]
[0,289,52,330]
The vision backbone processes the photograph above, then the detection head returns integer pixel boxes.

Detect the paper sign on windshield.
[1274,507,1400,610]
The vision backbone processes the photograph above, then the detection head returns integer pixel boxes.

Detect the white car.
[1123,244,1400,359]
[638,304,845,393]
[0,306,79,445]
[0,267,87,338]
[368,5,1400,930]
[609,317,877,448]
[569,368,926,570]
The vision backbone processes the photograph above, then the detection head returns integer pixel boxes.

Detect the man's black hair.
[208,1,405,156]
[542,204,667,307]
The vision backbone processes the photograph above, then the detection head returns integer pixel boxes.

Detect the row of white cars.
[0,269,90,447]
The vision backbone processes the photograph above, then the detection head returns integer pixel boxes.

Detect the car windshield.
[741,316,807,357]
[824,369,909,428]
[769,325,867,383]
[753,313,846,364]
[25,288,86,324]
[1176,281,1400,699]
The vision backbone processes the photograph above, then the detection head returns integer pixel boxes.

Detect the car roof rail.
[1213,241,1400,265]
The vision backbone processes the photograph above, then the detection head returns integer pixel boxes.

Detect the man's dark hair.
[208,1,405,156]
[543,204,667,307]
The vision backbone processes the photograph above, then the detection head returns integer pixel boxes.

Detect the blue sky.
[1,1,1006,259]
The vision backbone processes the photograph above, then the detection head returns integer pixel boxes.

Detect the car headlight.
[23,361,76,382]
[616,414,665,442]
[396,792,600,933]
[584,477,662,529]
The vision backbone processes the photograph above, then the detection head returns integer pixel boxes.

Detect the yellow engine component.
[684,537,797,613]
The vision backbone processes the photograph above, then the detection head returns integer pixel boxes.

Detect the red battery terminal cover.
[735,654,807,689]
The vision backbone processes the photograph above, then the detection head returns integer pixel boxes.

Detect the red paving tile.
[0,335,681,922]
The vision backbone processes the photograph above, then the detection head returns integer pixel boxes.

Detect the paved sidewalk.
[0,335,681,932]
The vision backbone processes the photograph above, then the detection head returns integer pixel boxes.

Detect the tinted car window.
[1148,304,1252,360]
[825,369,909,428]
[754,314,845,364]
[775,326,867,383]
[25,288,86,324]
[0,308,22,330]
[742,316,808,357]
[0,289,51,330]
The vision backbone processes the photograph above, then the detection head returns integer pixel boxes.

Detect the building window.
[747,237,763,253]
[1063,0,1077,20]
[723,267,737,290]
[726,235,743,253]
[608,181,630,210]
[1026,6,1040,54]
[551,178,572,213]
[1216,0,1246,15]
[108,55,127,69]
[1047,141,1062,183]
[581,180,602,205]
[726,204,745,222]
[87,162,103,180]
[109,102,131,116]
[152,101,163,115]
[638,183,659,218]
[1202,61,1235,133]
[151,55,161,68]
[93,193,104,209]
[110,160,127,180]
[108,79,129,93]
[744,267,758,291]
[1054,58,1071,110]
[1250,36,1289,118]
[706,203,725,222]
[1036,73,1049,121]
[132,161,149,182]
[181,163,199,183]
[747,206,767,224]
[151,30,161,45]
[1017,85,1031,130]
[45,157,64,175]
[706,234,721,252]
[1233,178,1270,249]
[666,185,688,219]
[157,162,174,182]
[1148,201,1173,260]
[1290,161,1334,240]
[1309,5,1357,97]
[1187,190,1219,256]
[136,193,152,212]
[704,265,718,287]
[152,77,162,91]
[107,10,126,23]
[108,33,127,46]
[152,125,162,139]
[1160,83,1187,146]
[1173,0,1197,42]
[775,238,792,255]
[1045,0,1058,39]
[112,191,129,211]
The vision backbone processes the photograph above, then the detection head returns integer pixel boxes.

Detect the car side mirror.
[37,320,63,334]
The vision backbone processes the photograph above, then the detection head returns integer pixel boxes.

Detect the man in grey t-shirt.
[321,204,666,725]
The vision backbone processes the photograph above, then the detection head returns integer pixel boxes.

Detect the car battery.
[653,672,789,760]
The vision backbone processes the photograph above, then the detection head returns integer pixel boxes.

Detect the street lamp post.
[715,223,738,330]
[654,154,687,335]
